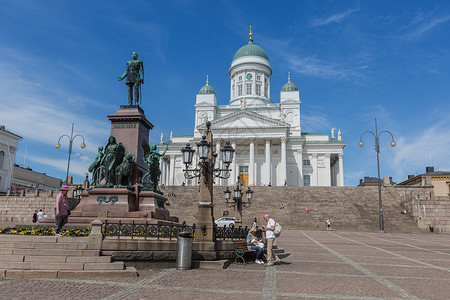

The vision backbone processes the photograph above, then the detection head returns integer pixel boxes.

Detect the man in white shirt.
[37,209,45,220]
[261,213,280,266]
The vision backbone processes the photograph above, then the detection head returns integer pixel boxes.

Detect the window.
[232,84,235,97]
[238,76,242,81]
[238,85,242,96]
[256,84,261,95]
[239,166,249,173]
[246,83,252,95]
[303,160,310,166]
[257,75,261,80]
[304,175,311,186]
[0,151,4,169]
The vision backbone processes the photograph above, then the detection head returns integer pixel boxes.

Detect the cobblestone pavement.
[1,230,449,300]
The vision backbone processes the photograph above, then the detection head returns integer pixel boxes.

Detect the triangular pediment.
[200,110,288,130]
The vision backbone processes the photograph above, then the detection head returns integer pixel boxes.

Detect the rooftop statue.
[118,51,144,105]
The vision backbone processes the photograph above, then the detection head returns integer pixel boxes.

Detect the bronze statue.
[141,140,168,192]
[88,146,104,185]
[118,51,144,105]
[101,137,125,186]
[115,153,135,187]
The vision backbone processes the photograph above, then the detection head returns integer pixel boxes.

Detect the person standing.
[261,213,280,266]
[326,218,331,231]
[55,185,70,236]
[252,217,257,228]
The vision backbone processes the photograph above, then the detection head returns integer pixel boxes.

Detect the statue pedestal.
[107,105,153,178]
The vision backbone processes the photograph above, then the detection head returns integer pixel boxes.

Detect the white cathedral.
[158,29,345,187]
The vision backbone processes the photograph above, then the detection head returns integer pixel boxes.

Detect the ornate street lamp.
[359,118,396,231]
[180,122,234,245]
[56,123,86,184]
[181,123,234,184]
[224,176,253,226]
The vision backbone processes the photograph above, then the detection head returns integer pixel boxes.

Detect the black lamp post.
[180,122,234,244]
[56,123,86,184]
[224,176,253,226]
[359,118,396,231]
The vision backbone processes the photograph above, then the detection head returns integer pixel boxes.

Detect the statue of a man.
[118,52,144,105]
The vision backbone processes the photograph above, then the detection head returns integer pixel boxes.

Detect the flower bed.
[0,225,91,236]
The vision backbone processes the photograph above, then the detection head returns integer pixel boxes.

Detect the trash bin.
[176,231,193,270]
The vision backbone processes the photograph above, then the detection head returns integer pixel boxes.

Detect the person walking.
[55,185,70,236]
[326,218,331,231]
[261,213,280,266]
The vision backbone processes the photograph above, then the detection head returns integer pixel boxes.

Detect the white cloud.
[402,14,450,39]
[288,56,368,80]
[388,118,450,179]
[310,8,359,27]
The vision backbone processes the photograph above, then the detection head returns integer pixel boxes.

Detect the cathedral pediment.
[204,110,288,130]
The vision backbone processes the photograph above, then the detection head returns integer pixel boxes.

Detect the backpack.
[274,222,282,237]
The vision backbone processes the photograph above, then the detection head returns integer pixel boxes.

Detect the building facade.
[158,30,346,187]
[396,166,450,197]
[0,125,22,194]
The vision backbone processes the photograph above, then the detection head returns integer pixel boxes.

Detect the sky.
[1,0,450,186]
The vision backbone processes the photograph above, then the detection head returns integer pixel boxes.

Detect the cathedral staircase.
[162,186,423,233]
[0,235,138,278]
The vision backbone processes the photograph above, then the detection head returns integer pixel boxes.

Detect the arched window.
[0,151,4,169]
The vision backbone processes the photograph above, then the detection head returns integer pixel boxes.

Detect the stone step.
[0,261,84,270]
[0,241,88,250]
[0,255,24,262]
[2,267,138,278]
[84,262,124,270]
[12,248,100,257]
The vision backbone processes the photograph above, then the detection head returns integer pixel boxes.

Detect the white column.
[324,153,331,186]
[281,137,287,186]
[159,158,163,186]
[311,153,318,186]
[338,153,344,186]
[297,149,303,186]
[169,155,175,186]
[230,139,237,185]
[164,159,169,186]
[265,138,271,185]
[215,139,222,186]
[249,137,255,186]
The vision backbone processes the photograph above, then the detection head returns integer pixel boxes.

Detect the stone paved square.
[0,230,449,299]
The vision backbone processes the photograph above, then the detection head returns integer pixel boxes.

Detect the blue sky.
[1,0,450,186]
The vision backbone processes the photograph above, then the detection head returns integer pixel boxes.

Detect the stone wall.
[394,186,450,233]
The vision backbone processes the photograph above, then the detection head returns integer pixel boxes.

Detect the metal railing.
[102,220,195,240]
[214,225,250,240]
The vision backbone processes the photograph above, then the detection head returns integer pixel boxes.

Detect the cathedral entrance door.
[239,166,249,186]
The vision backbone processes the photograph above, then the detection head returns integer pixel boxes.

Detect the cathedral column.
[297,149,303,186]
[265,138,271,185]
[215,139,222,186]
[169,155,175,186]
[249,137,255,186]
[280,137,287,186]
[311,153,318,186]
[324,153,331,186]
[159,158,164,186]
[230,139,237,185]
[338,153,344,186]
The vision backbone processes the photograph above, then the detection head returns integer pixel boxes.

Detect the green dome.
[281,73,299,91]
[198,78,215,94]
[233,39,269,61]
[281,81,298,92]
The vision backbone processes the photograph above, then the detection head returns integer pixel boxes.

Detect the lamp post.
[180,122,234,247]
[359,118,396,231]
[56,123,86,184]
[224,176,253,226]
